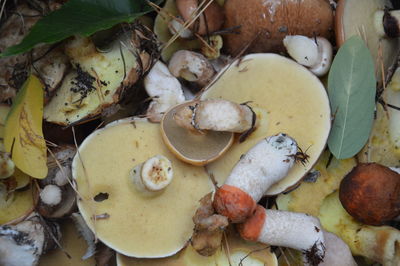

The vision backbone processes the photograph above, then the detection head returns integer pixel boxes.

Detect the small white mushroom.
[130,155,173,194]
[168,18,193,39]
[174,99,255,133]
[169,50,216,86]
[0,151,15,179]
[283,35,333,76]
[144,61,186,122]
[374,10,400,38]
[238,206,325,265]
[40,185,62,206]
[213,133,298,222]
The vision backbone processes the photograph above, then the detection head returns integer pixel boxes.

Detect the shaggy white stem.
[40,185,62,206]
[144,61,185,122]
[130,155,173,193]
[225,133,297,202]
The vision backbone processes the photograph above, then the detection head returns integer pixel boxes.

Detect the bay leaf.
[0,0,162,57]
[3,74,48,179]
[327,35,376,159]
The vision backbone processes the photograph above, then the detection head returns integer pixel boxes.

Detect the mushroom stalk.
[374,10,400,38]
[130,155,173,194]
[168,18,193,38]
[174,99,255,133]
[283,35,333,77]
[237,205,325,265]
[213,133,298,222]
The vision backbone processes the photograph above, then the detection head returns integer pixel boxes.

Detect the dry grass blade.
[222,231,232,266]
[0,0,7,22]
[279,247,292,266]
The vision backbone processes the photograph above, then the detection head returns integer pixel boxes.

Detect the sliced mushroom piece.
[161,102,234,166]
[201,54,331,195]
[44,26,152,126]
[335,0,400,83]
[116,228,278,266]
[72,118,214,257]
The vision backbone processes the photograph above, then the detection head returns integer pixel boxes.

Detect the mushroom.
[161,101,234,166]
[72,118,214,257]
[168,18,194,39]
[201,53,331,195]
[320,191,400,265]
[237,205,326,265]
[283,35,333,77]
[169,50,216,87]
[213,133,298,223]
[222,0,333,55]
[176,0,224,35]
[335,0,400,82]
[374,9,400,38]
[116,227,278,266]
[44,24,154,126]
[144,61,186,123]
[0,212,61,266]
[339,163,400,226]
[0,104,10,139]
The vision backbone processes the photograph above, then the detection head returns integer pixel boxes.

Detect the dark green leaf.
[327,36,376,159]
[0,0,162,57]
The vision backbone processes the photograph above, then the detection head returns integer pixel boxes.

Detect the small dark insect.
[290,146,311,166]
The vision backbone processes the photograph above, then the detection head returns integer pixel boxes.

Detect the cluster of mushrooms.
[1,0,400,265]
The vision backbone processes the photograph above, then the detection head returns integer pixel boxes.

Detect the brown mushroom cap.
[161,102,234,166]
[335,0,399,82]
[339,163,400,226]
[223,0,333,55]
[72,118,213,257]
[201,53,331,195]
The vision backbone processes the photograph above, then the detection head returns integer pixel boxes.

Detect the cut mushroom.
[161,102,234,166]
[72,118,214,257]
[130,155,173,194]
[169,50,216,87]
[173,99,255,134]
[144,61,185,122]
[283,35,333,77]
[335,0,400,82]
[116,228,278,266]
[320,191,400,265]
[44,25,153,126]
[201,53,331,195]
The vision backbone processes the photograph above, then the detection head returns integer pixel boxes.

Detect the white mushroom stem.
[238,206,325,264]
[306,231,356,266]
[283,35,333,76]
[130,155,173,194]
[71,213,96,260]
[0,151,15,179]
[374,10,400,38]
[168,18,193,39]
[144,61,185,122]
[213,133,298,223]
[168,50,216,86]
[40,185,62,206]
[174,99,255,133]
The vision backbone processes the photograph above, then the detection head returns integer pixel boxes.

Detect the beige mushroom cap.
[72,118,213,258]
[201,53,331,195]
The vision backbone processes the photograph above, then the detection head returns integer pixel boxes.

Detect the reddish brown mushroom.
[339,163,400,226]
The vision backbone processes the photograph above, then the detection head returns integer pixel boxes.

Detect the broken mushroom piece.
[213,133,298,223]
[201,53,331,195]
[335,0,400,82]
[339,163,400,226]
[161,102,234,166]
[44,26,153,126]
[169,50,216,87]
[374,10,400,38]
[283,35,333,77]
[144,61,185,122]
[173,99,255,135]
[72,118,213,257]
[238,205,325,265]
[0,212,61,266]
[320,191,400,265]
[130,155,173,195]
[176,0,224,35]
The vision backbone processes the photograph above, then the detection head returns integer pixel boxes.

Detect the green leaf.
[327,36,376,159]
[0,0,161,57]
